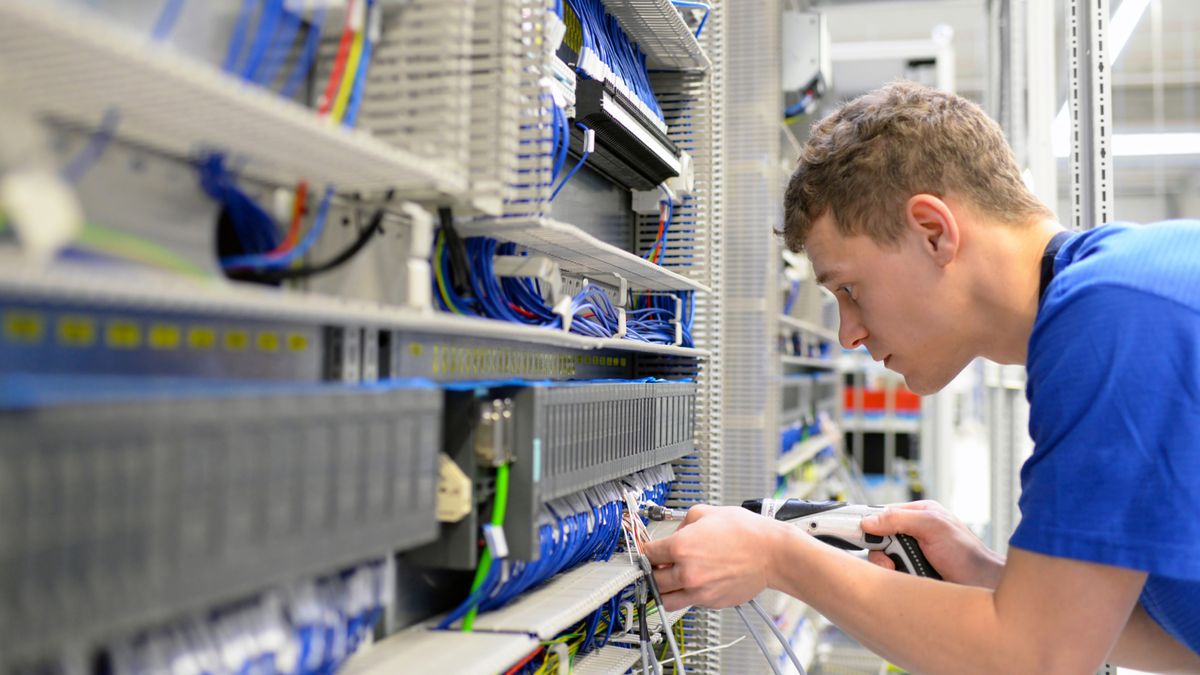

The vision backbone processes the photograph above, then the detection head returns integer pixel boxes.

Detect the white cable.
[735,604,784,675]
[749,598,807,675]
[656,635,747,666]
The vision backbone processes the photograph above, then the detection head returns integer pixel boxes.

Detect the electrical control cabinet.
[0,0,726,672]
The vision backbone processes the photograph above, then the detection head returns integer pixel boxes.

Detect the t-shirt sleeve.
[1011,282,1200,580]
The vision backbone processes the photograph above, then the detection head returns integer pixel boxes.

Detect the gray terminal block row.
[0,383,442,669]
[504,380,698,559]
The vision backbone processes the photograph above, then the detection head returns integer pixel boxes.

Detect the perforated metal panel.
[719,0,783,670]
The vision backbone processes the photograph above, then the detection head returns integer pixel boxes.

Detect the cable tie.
[483,524,509,559]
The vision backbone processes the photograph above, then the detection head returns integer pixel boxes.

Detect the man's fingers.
[861,507,936,538]
[678,503,712,529]
[652,564,684,594]
[642,536,674,566]
[866,550,896,570]
[883,500,940,511]
[659,588,698,613]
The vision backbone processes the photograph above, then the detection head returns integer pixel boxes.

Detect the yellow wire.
[330,29,365,122]
[434,232,464,314]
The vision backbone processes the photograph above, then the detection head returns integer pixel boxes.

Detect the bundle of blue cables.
[211,0,377,272]
[437,477,671,630]
[566,0,664,122]
[436,235,688,345]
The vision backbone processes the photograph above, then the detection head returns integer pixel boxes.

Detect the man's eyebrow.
[815,270,836,286]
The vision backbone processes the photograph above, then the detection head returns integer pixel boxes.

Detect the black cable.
[438,206,474,297]
[228,190,394,282]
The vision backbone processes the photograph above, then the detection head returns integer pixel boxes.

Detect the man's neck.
[970,218,1066,365]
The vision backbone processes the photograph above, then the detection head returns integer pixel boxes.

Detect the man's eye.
[838,285,854,297]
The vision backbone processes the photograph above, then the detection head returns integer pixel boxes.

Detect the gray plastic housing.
[410,380,697,567]
[0,383,441,667]
[507,381,697,559]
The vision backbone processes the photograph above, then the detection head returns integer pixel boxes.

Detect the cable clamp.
[548,643,569,675]
[614,308,627,339]
[552,296,574,333]
[493,255,565,305]
[545,13,567,51]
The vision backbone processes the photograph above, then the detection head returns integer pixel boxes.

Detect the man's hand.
[641,504,787,612]
[861,500,1004,588]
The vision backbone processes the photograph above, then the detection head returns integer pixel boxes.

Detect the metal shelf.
[783,459,842,500]
[0,255,708,360]
[455,218,709,292]
[604,0,712,72]
[0,1,466,198]
[778,430,840,476]
[340,630,537,675]
[779,315,837,342]
[782,355,840,370]
[843,417,920,434]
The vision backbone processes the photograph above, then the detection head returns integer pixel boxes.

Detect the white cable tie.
[351,0,366,31]
[483,524,509,559]
[367,1,382,43]
[550,642,570,674]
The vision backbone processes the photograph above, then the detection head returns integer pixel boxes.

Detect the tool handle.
[889,534,942,580]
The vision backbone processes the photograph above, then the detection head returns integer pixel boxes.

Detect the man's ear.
[905,194,959,267]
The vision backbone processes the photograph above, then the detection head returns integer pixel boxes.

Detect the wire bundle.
[434,232,693,346]
[107,561,389,675]
[216,0,377,273]
[504,582,682,675]
[438,465,673,632]
[565,0,664,123]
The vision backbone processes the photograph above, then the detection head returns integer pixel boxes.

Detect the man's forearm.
[769,526,1017,674]
[765,524,1137,675]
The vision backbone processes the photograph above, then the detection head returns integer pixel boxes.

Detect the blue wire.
[344,0,378,126]
[550,123,592,201]
[670,1,711,38]
[151,0,187,41]
[61,109,120,184]
[223,0,258,73]
[220,185,331,269]
[254,5,303,87]
[240,0,284,81]
[280,7,327,99]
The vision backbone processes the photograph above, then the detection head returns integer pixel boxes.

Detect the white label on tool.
[760,498,785,520]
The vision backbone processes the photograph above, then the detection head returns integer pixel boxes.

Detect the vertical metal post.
[1068,0,1114,230]
[1026,0,1058,209]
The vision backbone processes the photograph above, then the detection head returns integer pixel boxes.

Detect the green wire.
[1,212,212,279]
[462,462,510,631]
[76,222,212,278]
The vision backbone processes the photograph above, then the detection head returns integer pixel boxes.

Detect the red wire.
[504,647,544,675]
[272,4,356,260]
[509,302,537,320]
[650,203,666,263]
[318,1,357,116]
[271,180,308,254]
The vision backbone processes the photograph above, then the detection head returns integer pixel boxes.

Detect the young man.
[642,82,1200,673]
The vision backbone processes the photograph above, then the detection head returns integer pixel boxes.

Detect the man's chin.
[901,371,949,396]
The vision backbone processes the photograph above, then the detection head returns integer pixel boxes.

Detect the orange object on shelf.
[844,386,922,413]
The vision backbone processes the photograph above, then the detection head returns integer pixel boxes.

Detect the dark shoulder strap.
[1039,231,1074,303]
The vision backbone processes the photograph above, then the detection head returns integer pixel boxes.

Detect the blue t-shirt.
[1011,220,1200,655]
